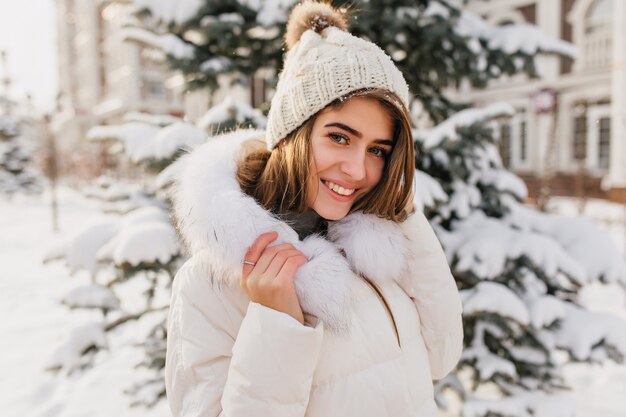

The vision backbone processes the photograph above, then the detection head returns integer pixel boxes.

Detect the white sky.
[0,0,57,113]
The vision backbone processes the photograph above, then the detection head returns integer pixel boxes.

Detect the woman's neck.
[279,208,325,240]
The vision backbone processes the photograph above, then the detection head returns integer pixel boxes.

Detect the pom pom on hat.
[285,0,348,50]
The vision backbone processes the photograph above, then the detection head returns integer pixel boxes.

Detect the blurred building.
[450,0,626,202]
[54,0,185,175]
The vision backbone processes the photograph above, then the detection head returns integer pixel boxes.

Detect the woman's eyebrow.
[324,122,393,145]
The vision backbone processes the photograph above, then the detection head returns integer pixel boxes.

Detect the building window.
[250,75,266,108]
[573,115,587,160]
[520,120,527,162]
[598,117,610,169]
[142,79,166,100]
[583,0,613,70]
[499,123,512,168]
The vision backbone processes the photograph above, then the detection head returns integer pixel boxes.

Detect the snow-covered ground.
[0,188,169,417]
[1,189,625,416]
[545,197,626,417]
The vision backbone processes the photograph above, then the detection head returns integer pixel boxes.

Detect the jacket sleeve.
[400,211,464,380]
[165,258,325,417]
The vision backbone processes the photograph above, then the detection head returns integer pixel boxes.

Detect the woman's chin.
[312,205,351,221]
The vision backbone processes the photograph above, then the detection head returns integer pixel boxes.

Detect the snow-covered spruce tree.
[45,105,266,406]
[0,113,42,196]
[413,104,626,415]
[118,1,626,415]
[121,0,569,122]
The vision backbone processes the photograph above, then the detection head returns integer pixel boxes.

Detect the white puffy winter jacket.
[165,130,464,417]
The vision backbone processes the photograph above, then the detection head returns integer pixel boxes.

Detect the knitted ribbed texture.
[266,27,410,150]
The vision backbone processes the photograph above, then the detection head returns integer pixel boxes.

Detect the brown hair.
[237,89,415,222]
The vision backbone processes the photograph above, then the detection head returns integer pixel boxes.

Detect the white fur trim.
[328,212,409,285]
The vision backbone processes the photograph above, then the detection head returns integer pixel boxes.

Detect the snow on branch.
[96,206,180,267]
[44,220,121,276]
[477,169,528,201]
[123,112,183,127]
[121,27,195,60]
[414,103,514,149]
[47,323,108,372]
[62,284,120,312]
[198,96,267,133]
[88,121,206,163]
[556,302,626,362]
[130,0,204,26]
[461,282,529,325]
[412,169,448,212]
[506,201,626,285]
[456,9,577,59]
[239,0,299,26]
[463,392,575,417]
[528,295,567,329]
[439,211,587,284]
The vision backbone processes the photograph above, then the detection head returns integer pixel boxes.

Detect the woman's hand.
[241,231,308,325]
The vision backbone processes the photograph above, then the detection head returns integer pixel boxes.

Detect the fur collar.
[172,130,413,332]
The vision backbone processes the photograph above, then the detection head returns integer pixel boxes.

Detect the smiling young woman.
[237,88,415,223]
[165,2,463,417]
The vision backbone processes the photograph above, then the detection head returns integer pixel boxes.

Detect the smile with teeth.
[322,180,356,196]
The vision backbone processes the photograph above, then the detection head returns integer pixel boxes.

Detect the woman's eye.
[329,133,348,144]
[369,147,389,158]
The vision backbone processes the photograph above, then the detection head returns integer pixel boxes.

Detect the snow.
[62,284,120,312]
[197,95,267,132]
[0,189,171,417]
[82,178,161,215]
[131,0,204,26]
[88,122,160,160]
[239,0,299,26]
[413,168,448,212]
[99,221,179,267]
[200,57,232,73]
[528,295,567,328]
[423,2,451,19]
[121,27,195,60]
[122,112,182,127]
[47,322,108,372]
[44,220,120,276]
[455,9,577,59]
[440,211,588,284]
[506,201,626,285]
[152,122,207,159]
[88,121,206,163]
[246,25,281,40]
[461,281,530,325]
[0,114,19,135]
[200,13,245,27]
[414,103,515,149]
[478,169,528,200]
[440,181,481,219]
[556,303,626,362]
[463,393,575,417]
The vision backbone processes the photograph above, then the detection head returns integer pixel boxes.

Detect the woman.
[165,1,463,416]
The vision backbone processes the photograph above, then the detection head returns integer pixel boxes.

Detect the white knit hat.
[266,1,410,150]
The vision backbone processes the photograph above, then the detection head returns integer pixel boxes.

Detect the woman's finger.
[242,231,278,280]
[254,243,295,275]
[276,255,308,284]
[262,249,306,280]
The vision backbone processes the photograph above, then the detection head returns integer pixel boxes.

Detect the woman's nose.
[340,151,366,181]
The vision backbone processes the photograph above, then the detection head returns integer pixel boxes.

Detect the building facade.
[449,0,626,201]
[54,0,184,159]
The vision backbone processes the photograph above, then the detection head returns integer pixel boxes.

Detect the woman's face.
[306,96,394,221]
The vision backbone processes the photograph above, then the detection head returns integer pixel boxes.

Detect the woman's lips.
[321,179,356,202]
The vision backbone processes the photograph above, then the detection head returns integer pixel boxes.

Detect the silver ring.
[242,260,256,266]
